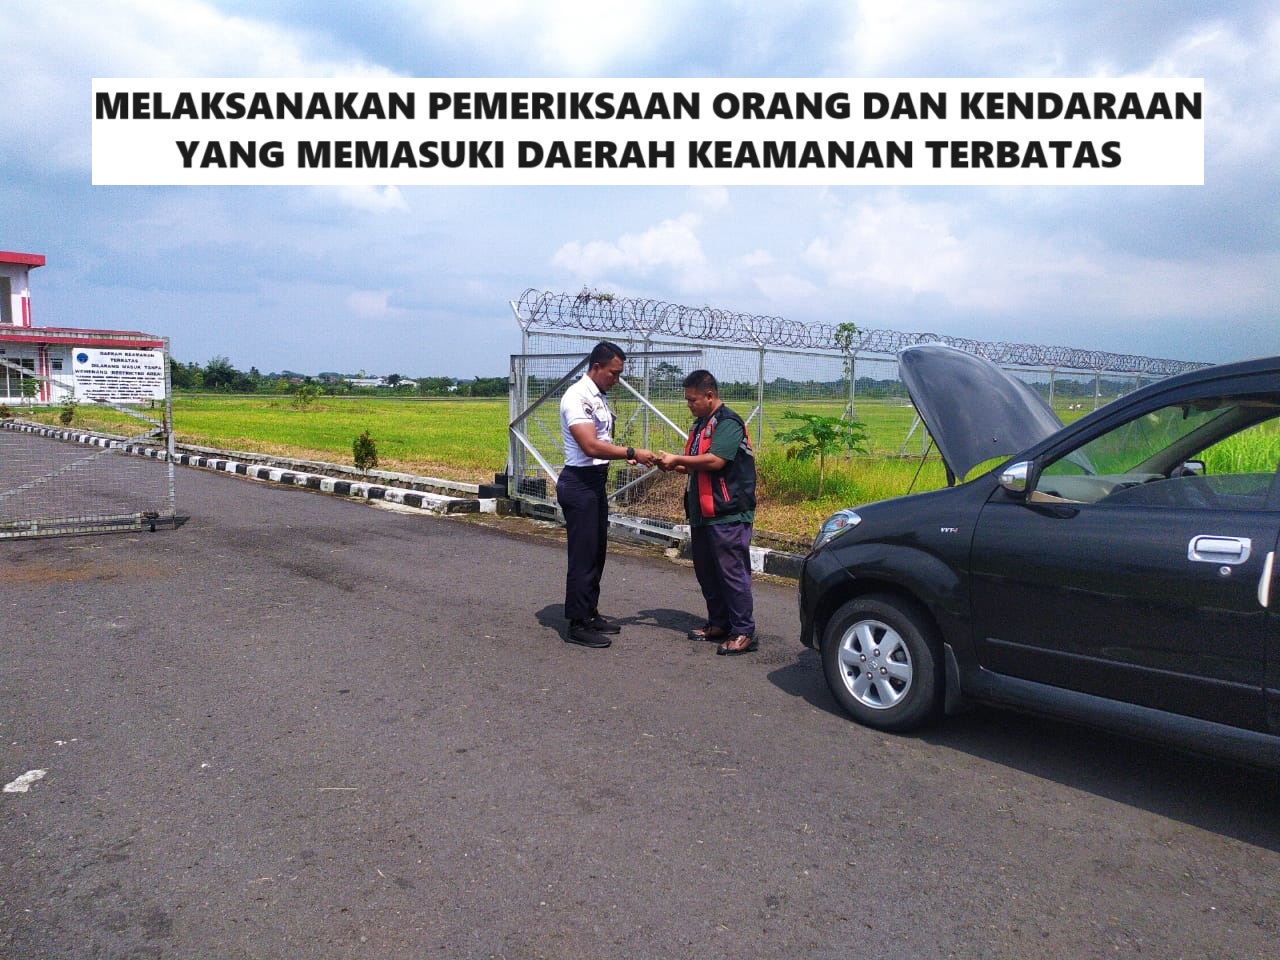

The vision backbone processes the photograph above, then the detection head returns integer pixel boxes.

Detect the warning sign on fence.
[72,348,167,402]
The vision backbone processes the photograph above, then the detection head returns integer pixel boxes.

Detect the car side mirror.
[999,460,1032,498]
[1171,459,1206,478]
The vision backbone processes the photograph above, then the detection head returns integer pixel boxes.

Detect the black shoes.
[586,614,621,635]
[566,619,612,648]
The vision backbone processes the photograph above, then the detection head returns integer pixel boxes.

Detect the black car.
[799,344,1280,767]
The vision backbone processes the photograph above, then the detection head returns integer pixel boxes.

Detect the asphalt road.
[3,465,1279,960]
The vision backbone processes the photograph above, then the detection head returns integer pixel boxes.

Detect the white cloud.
[799,189,1279,335]
[843,1,989,75]
[421,0,667,75]
[326,186,410,213]
[805,194,971,298]
[737,249,775,269]
[690,186,731,212]
[346,289,399,320]
[551,213,715,294]
[751,272,821,303]
[1,0,393,174]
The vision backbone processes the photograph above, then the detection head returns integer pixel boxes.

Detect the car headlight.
[813,508,861,551]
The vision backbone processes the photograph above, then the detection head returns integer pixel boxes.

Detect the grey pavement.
[3,465,1279,959]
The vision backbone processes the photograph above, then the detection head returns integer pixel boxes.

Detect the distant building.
[0,251,166,404]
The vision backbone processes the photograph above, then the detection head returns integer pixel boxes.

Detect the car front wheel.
[821,594,942,732]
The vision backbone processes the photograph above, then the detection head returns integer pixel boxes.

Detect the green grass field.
[33,395,511,481]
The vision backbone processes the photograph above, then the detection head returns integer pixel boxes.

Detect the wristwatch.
[626,446,635,461]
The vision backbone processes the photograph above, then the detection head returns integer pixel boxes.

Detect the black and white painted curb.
[3,419,807,576]
[2,420,495,515]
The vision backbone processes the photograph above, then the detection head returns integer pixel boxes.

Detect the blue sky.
[2,1,1277,376]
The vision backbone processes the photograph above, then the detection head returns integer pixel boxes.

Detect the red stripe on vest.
[687,416,717,518]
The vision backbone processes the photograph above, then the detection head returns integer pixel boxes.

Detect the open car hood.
[897,344,1063,481]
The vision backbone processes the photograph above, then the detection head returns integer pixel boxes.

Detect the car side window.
[1034,394,1280,510]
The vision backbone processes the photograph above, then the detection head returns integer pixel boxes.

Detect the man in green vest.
[656,370,757,656]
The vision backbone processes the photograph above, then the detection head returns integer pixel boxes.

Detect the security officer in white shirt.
[557,341,656,648]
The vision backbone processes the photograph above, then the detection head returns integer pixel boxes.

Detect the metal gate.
[507,350,702,539]
[0,353,176,540]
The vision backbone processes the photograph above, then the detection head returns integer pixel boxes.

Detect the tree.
[775,409,868,498]
[651,361,685,388]
[834,321,861,418]
[202,356,239,391]
[169,358,201,390]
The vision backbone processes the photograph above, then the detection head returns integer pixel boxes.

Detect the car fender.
[813,540,969,651]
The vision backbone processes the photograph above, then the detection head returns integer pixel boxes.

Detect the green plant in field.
[58,396,77,426]
[352,430,378,471]
[774,409,869,497]
[0,403,11,418]
[292,384,320,409]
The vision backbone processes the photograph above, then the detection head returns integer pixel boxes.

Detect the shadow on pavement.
[766,647,1280,851]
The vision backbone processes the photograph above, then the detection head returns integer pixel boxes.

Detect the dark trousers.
[690,521,755,637]
[557,465,609,621]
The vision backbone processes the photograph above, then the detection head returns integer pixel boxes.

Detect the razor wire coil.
[515,289,1206,377]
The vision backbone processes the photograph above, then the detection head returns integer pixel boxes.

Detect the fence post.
[847,352,857,419]
[756,343,766,450]
[507,299,533,480]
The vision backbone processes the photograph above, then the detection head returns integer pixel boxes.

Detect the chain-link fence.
[1,349,176,540]
[511,290,1208,457]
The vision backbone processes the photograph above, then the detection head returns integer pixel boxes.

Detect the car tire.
[821,594,943,732]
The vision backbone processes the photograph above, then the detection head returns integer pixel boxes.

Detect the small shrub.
[353,430,378,471]
[774,410,869,497]
[58,398,77,426]
[0,403,11,418]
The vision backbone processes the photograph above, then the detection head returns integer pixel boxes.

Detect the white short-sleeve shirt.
[560,373,614,467]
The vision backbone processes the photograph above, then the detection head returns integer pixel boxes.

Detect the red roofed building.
[1,251,167,404]
[1,250,43,327]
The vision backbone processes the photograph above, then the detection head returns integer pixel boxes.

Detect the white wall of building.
[0,259,36,328]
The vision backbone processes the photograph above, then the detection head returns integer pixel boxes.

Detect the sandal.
[688,623,730,641]
[716,634,759,656]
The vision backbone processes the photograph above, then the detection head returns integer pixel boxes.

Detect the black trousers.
[556,465,609,621]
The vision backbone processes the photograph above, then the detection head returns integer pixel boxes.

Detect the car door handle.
[1187,535,1251,564]
[1261,551,1275,609]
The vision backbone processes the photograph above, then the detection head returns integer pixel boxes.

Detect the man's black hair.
[588,340,626,367]
[682,369,718,393]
